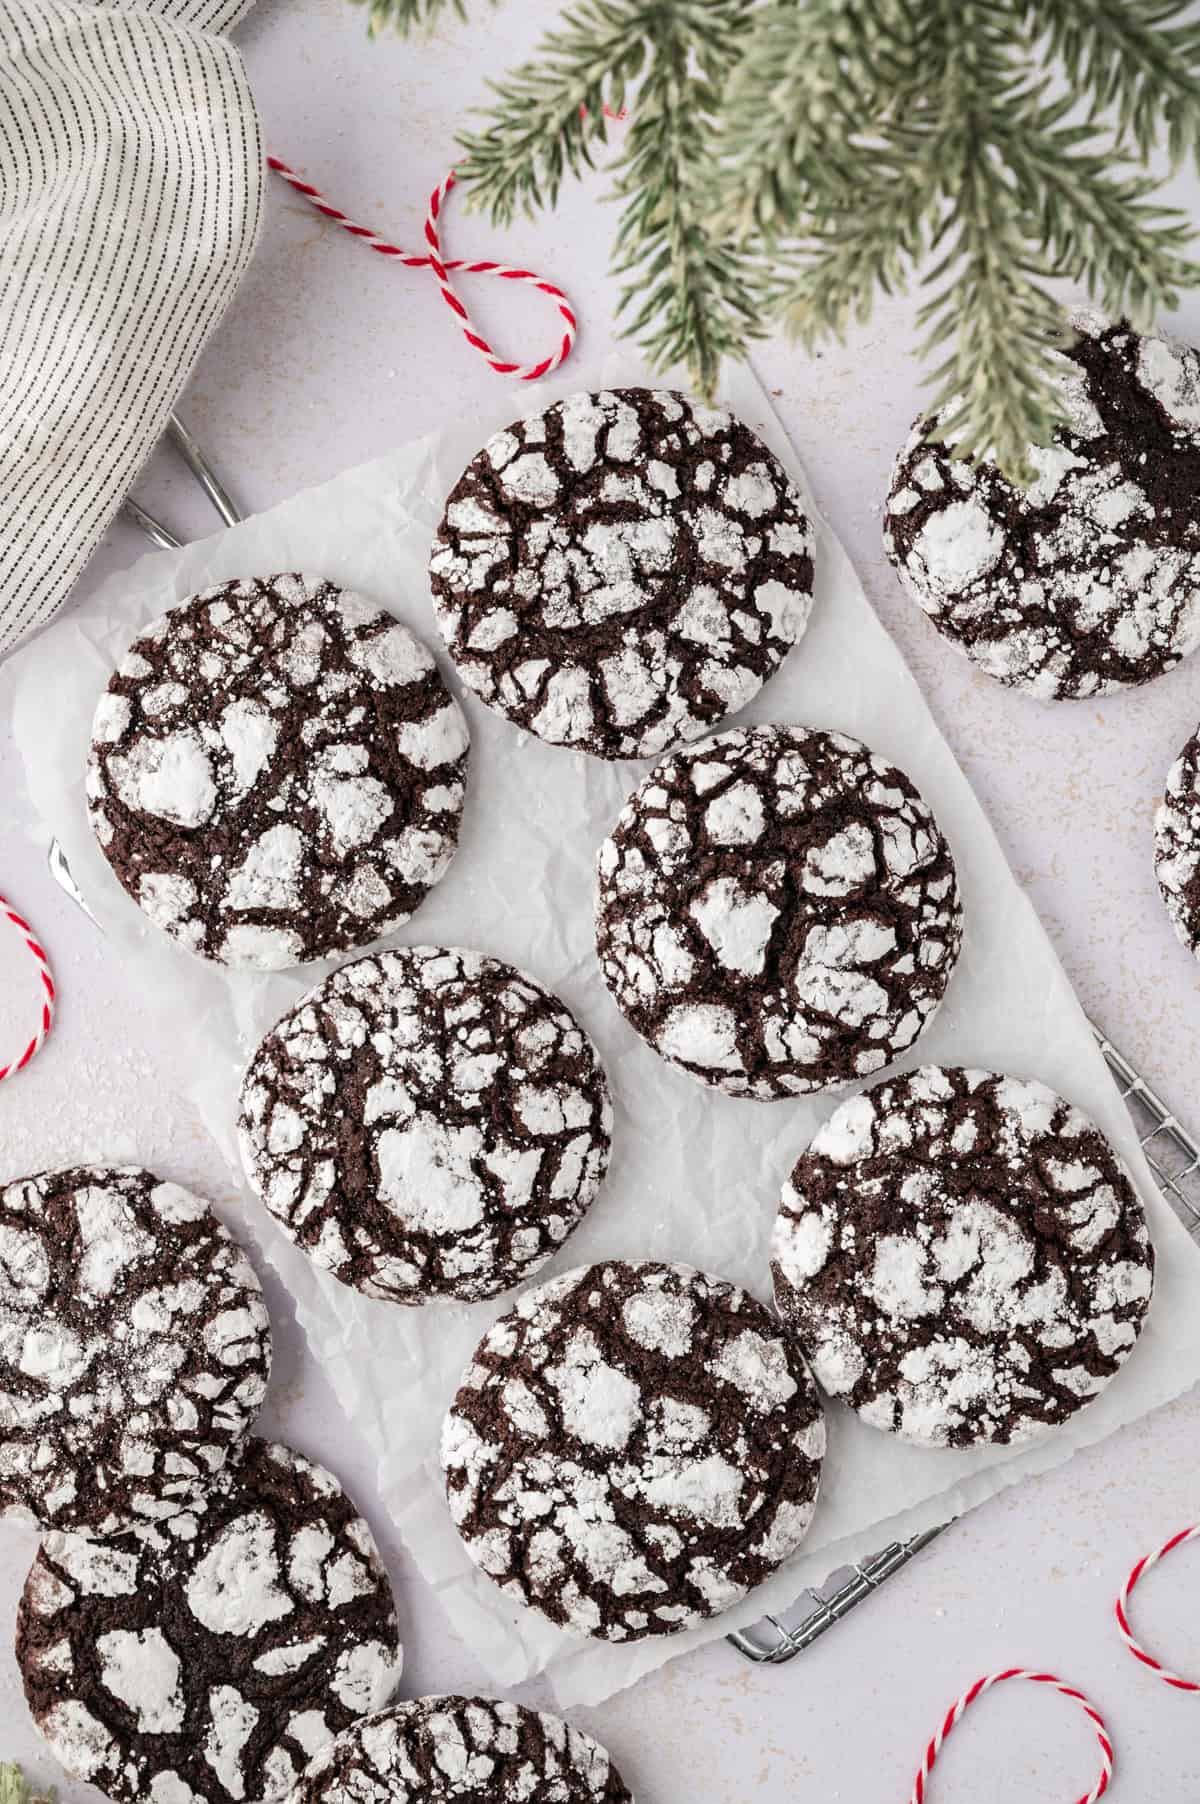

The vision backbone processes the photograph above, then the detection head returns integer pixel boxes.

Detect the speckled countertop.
[2,1,1200,1796]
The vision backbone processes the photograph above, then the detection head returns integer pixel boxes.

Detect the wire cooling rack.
[728,1020,1200,1664]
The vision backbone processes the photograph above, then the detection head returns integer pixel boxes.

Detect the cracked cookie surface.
[0,1165,271,1536]
[239,947,613,1305]
[1155,723,1200,957]
[594,724,962,1098]
[88,573,469,969]
[285,1698,632,1804]
[884,315,1200,698]
[429,389,815,760]
[771,1066,1154,1447]
[17,1438,402,1804]
[442,1260,825,1642]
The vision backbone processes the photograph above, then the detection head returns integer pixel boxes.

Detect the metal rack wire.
[727,1020,1200,1664]
[122,413,241,548]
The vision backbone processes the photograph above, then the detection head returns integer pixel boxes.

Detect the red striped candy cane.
[909,1669,1113,1803]
[267,159,576,381]
[1115,1523,1200,1691]
[0,895,55,1082]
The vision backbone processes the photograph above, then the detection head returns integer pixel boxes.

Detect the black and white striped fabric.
[94,0,260,38]
[0,0,263,655]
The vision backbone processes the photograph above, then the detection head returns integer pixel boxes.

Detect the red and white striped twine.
[1115,1523,1200,1691]
[0,895,55,1083]
[268,158,577,381]
[909,1669,1113,1804]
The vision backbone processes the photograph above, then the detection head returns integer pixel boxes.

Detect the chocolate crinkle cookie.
[284,1699,632,1804]
[442,1260,825,1642]
[594,724,962,1098]
[429,388,815,760]
[17,1438,402,1804]
[1155,723,1200,957]
[87,573,470,970]
[884,313,1200,698]
[771,1066,1154,1448]
[0,1165,271,1537]
[239,947,613,1305]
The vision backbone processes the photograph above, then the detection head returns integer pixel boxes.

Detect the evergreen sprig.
[609,2,770,394]
[0,1765,54,1804]
[364,0,1200,477]
[351,0,470,35]
[456,1,770,396]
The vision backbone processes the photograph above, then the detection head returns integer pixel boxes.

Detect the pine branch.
[1007,112,1197,320]
[458,1,766,396]
[909,2,1200,468]
[456,2,651,228]
[0,1766,54,1804]
[1023,0,1200,167]
[349,0,474,35]
[716,0,921,241]
[442,0,1200,477]
[903,3,1091,474]
[610,3,768,394]
[777,179,929,345]
[916,206,1070,482]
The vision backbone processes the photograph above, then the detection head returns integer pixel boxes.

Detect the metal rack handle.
[121,412,241,546]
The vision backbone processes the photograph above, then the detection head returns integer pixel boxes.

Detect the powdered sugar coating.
[1154,723,1200,957]
[441,1261,824,1641]
[884,316,1200,698]
[17,1438,402,1804]
[0,1165,271,1536]
[429,389,815,760]
[771,1066,1154,1447]
[594,725,962,1098]
[239,948,612,1306]
[285,1698,631,1804]
[87,574,469,969]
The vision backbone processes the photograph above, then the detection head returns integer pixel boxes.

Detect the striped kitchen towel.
[93,0,260,40]
[0,0,263,656]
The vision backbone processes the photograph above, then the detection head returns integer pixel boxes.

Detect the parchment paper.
[8,358,1200,1709]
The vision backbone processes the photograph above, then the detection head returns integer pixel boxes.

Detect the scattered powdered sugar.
[772,1065,1155,1447]
[1136,327,1200,430]
[96,1629,184,1733]
[186,1510,295,1635]
[908,499,1004,598]
[545,1331,643,1450]
[109,730,217,829]
[441,1260,824,1642]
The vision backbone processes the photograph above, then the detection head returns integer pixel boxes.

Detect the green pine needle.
[349,0,476,36]
[454,1,648,228]
[0,1765,55,1804]
[360,0,1200,477]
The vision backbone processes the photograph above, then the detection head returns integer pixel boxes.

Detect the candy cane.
[268,159,576,381]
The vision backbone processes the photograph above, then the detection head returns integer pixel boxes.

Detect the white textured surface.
[3,0,1200,1796]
